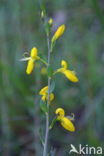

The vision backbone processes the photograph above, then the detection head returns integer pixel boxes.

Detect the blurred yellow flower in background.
[41,67,47,75]
[39,86,54,104]
[56,108,75,132]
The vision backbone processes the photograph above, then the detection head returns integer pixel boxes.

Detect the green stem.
[39,58,48,66]
[43,35,51,156]
[53,71,58,75]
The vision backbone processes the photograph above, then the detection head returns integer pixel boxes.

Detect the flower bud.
[41,11,44,21]
[48,18,53,27]
[52,24,65,43]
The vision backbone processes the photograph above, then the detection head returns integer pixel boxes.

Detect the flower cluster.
[20,22,79,133]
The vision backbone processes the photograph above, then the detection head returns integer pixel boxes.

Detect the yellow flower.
[20,47,40,75]
[41,67,47,75]
[52,24,65,43]
[48,18,53,27]
[55,108,75,132]
[39,86,54,104]
[56,60,79,82]
[26,47,40,74]
[49,93,54,104]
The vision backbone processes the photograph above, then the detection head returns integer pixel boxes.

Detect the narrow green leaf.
[47,65,53,78]
[41,1,46,16]
[92,0,104,29]
[49,116,57,130]
[39,128,44,145]
[50,81,55,93]
[40,100,48,114]
[50,41,56,52]
[45,22,50,36]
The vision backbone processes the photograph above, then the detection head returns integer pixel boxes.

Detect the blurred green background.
[0,0,104,155]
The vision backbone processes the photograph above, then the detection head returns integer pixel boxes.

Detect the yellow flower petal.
[42,95,46,102]
[55,108,75,132]
[52,24,65,43]
[40,86,54,104]
[30,47,38,59]
[63,70,79,82]
[41,93,54,104]
[56,108,65,120]
[49,93,54,104]
[60,117,75,132]
[26,59,34,74]
[61,60,67,69]
[39,86,48,95]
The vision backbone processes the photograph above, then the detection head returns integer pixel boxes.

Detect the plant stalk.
[43,35,51,156]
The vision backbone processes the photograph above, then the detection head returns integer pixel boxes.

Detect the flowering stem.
[43,35,51,156]
[53,71,58,75]
[39,58,48,66]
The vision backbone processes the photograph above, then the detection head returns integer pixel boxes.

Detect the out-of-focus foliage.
[0,0,104,155]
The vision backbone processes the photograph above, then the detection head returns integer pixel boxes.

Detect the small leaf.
[45,22,50,36]
[50,41,56,52]
[39,128,44,145]
[50,81,55,93]
[47,65,53,78]
[40,100,48,114]
[41,2,46,16]
[49,116,57,130]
